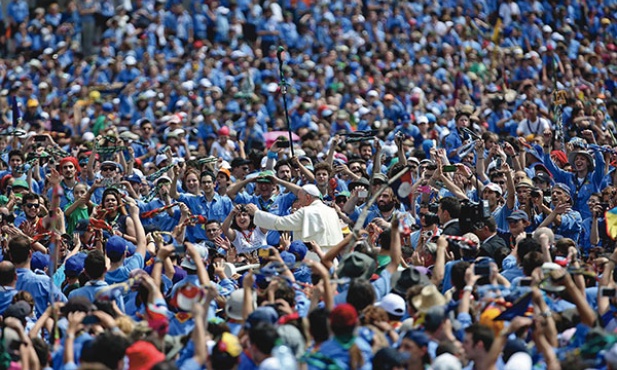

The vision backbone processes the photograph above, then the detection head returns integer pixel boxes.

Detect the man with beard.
[48,157,80,210]
[17,193,50,237]
[274,159,293,195]
[363,187,399,226]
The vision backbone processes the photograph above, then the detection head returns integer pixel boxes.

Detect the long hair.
[101,188,127,217]
[231,211,255,231]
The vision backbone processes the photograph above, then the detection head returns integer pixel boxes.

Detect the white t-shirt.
[517,117,551,137]
[231,227,268,254]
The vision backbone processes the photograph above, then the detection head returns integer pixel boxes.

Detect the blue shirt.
[16,267,67,318]
[68,280,109,302]
[139,199,181,232]
[178,193,233,242]
[0,286,18,315]
[105,254,145,284]
[542,147,605,220]
[234,192,296,217]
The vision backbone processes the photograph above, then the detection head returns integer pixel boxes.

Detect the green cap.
[255,170,275,183]
[12,179,29,190]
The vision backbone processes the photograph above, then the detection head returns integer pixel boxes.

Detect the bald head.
[0,261,16,287]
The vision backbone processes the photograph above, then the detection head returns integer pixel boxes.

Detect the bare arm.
[321,233,354,270]
[226,177,253,200]
[221,206,238,242]
[431,236,447,286]
[386,217,402,274]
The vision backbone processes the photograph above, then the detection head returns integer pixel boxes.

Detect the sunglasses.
[101,167,116,172]
[25,203,40,209]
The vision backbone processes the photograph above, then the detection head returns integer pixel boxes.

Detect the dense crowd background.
[0,0,616,370]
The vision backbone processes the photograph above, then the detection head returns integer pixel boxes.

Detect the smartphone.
[277,140,290,148]
[519,278,533,287]
[474,265,490,276]
[442,165,457,172]
[82,315,101,325]
[258,248,272,259]
[34,135,46,143]
[358,190,368,198]
[601,287,617,298]
[418,185,431,194]
[496,158,503,168]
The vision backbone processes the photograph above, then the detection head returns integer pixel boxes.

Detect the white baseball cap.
[376,293,406,317]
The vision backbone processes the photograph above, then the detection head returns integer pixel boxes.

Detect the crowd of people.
[0,0,617,370]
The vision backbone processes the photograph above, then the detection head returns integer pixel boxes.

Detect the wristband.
[153,257,164,264]
[463,285,473,292]
[267,151,278,159]
[540,310,552,318]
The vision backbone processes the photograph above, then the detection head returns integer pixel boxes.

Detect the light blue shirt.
[16,267,67,318]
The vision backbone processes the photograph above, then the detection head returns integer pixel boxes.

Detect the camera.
[420,212,440,226]
[601,287,617,297]
[460,200,491,234]
[474,264,490,276]
[531,188,542,198]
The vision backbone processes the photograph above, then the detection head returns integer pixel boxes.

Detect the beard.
[378,202,396,212]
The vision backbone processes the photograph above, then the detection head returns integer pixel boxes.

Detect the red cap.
[550,150,568,166]
[218,126,230,136]
[58,157,81,177]
[330,303,358,327]
[126,341,165,370]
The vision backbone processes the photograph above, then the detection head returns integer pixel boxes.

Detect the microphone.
[276,46,284,63]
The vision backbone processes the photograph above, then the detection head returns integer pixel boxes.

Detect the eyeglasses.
[25,203,39,209]
[101,167,116,172]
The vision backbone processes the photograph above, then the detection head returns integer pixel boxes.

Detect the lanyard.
[525,119,542,135]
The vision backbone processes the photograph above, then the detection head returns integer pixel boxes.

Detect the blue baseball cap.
[280,251,296,267]
[105,236,136,259]
[244,306,279,330]
[74,219,90,234]
[31,251,49,271]
[65,253,87,277]
[404,330,430,347]
[288,241,308,261]
[125,174,142,184]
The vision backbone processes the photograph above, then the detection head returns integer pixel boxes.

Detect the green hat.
[256,170,275,183]
[12,179,29,190]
